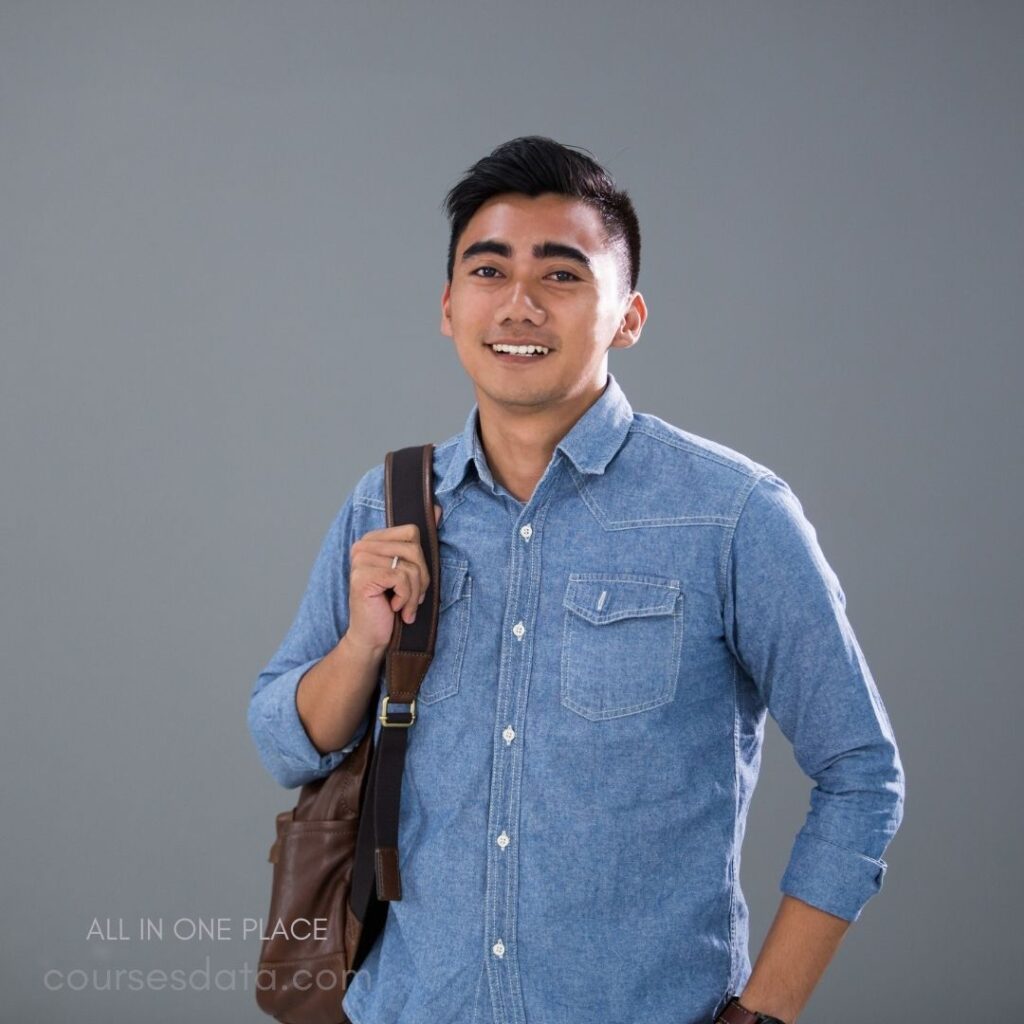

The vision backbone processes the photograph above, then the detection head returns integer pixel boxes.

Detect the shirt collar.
[435,371,634,496]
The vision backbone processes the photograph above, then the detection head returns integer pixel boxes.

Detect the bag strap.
[350,444,439,920]
[382,444,442,692]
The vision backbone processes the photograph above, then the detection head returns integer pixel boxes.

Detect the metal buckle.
[379,696,416,728]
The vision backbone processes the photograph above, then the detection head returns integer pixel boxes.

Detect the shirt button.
[512,621,526,640]
[519,523,533,541]
[492,940,505,958]
[496,831,510,849]
[502,726,516,744]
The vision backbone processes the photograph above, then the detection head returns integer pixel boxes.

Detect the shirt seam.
[728,656,740,995]
[797,828,888,868]
[354,496,385,511]
[717,470,774,611]
[627,422,770,477]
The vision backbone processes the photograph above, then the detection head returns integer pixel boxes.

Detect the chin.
[496,384,565,409]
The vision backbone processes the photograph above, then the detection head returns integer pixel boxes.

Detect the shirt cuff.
[779,829,888,922]
[248,658,369,788]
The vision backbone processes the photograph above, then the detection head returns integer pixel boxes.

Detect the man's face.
[441,192,645,412]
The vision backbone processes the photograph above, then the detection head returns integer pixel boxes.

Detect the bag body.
[256,729,373,1023]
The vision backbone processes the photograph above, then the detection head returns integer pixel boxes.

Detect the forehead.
[459,192,610,255]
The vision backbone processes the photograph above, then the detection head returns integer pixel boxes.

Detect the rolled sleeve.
[247,489,374,790]
[247,657,370,789]
[725,472,905,922]
[780,830,888,921]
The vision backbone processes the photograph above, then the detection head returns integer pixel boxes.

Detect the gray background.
[2,1,1021,1021]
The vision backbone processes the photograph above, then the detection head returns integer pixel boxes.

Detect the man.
[248,136,904,1024]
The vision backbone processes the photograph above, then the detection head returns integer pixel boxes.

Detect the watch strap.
[716,995,787,1024]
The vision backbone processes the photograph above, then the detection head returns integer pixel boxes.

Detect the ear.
[440,280,453,338]
[609,291,648,350]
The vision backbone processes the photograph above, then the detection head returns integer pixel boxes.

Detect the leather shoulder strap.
[350,443,439,910]
[383,444,440,702]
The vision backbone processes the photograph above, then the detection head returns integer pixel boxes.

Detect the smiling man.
[440,189,645,505]
[249,136,905,1024]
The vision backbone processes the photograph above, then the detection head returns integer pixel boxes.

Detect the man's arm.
[737,894,850,1022]
[295,631,385,755]
[723,472,905,1017]
[248,491,373,788]
[248,477,438,788]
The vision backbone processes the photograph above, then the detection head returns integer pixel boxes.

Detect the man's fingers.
[384,566,417,621]
[352,560,418,614]
[385,563,427,624]
[351,508,444,619]
[356,532,436,581]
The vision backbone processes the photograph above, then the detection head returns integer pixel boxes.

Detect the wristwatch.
[714,994,788,1024]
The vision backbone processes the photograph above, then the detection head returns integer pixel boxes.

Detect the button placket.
[486,498,555,1024]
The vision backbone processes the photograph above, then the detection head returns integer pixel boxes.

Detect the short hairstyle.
[442,136,641,297]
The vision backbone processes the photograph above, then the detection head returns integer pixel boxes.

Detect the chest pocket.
[560,573,683,721]
[416,558,472,705]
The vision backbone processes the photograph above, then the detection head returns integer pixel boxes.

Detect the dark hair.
[442,136,641,296]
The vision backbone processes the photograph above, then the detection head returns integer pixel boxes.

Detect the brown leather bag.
[255,445,441,1024]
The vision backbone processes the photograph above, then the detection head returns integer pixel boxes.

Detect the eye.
[470,266,501,278]
[549,270,579,283]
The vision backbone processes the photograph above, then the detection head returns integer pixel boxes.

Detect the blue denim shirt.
[248,371,904,1024]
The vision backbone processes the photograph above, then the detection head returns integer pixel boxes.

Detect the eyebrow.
[460,239,593,273]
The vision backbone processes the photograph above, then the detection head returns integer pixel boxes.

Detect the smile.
[487,342,551,360]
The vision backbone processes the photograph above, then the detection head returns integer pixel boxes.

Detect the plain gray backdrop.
[2,2,1021,1021]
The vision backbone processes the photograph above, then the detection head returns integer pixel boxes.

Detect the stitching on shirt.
[716,471,773,612]
[500,487,556,1024]
[500,488,526,1000]
[438,479,473,525]
[568,463,735,529]
[432,434,471,491]
[567,571,680,589]
[560,583,683,720]
[354,496,385,511]
[628,421,769,477]
[482,493,521,1022]
[799,829,887,868]
[728,657,741,992]
[419,572,471,704]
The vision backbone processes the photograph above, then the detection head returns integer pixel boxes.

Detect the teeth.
[491,343,549,355]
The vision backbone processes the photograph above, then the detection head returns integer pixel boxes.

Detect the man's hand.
[294,503,443,756]
[346,504,443,654]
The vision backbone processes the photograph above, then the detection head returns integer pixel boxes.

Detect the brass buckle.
[379,696,416,728]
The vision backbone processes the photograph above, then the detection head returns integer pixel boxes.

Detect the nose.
[495,279,547,327]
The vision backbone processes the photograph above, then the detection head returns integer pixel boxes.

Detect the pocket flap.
[563,574,680,625]
[439,559,470,612]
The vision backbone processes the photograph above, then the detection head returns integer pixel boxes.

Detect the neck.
[475,376,608,504]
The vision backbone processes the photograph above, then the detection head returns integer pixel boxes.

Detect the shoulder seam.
[627,421,766,478]
[717,469,774,609]
[354,496,385,510]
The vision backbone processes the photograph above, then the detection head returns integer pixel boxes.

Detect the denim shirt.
[248,371,905,1024]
